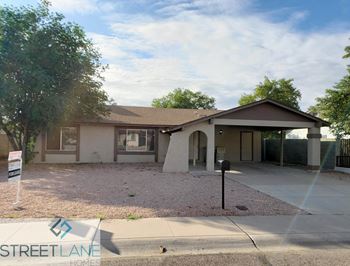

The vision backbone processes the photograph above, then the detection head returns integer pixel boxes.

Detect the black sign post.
[221,160,230,209]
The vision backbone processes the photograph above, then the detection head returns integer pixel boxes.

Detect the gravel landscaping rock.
[0,162,303,219]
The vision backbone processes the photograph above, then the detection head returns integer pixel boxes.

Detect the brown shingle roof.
[79,105,221,127]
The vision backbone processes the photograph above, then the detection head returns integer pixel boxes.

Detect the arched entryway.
[189,130,208,171]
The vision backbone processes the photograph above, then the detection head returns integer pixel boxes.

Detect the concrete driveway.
[227,163,350,215]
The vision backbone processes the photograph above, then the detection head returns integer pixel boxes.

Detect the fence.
[264,139,336,170]
[0,134,10,159]
[336,139,350,168]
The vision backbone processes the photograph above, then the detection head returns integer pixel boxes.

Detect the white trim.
[213,119,315,128]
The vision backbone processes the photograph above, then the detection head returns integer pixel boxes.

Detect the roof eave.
[76,121,176,128]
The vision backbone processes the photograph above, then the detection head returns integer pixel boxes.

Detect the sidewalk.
[100,214,350,257]
[101,216,253,257]
[1,214,350,264]
[0,219,101,265]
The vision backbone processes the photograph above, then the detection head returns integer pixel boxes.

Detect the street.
[102,249,350,266]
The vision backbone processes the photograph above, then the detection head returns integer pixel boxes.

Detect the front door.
[240,131,253,161]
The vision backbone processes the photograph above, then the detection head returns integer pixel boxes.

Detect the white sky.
[42,0,350,110]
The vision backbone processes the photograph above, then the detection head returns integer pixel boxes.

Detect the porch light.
[219,129,223,135]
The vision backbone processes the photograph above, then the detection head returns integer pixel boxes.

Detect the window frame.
[46,126,78,152]
[116,128,156,154]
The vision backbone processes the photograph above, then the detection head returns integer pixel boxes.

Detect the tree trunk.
[2,127,20,151]
[22,124,28,163]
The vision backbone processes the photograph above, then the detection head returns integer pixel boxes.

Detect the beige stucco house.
[32,99,328,172]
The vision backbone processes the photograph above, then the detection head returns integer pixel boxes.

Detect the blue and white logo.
[50,218,72,239]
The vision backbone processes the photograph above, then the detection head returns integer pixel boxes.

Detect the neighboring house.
[32,99,329,172]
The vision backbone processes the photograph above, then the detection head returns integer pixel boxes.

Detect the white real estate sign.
[8,151,22,182]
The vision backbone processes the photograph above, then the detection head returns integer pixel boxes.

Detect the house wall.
[33,125,170,164]
[254,132,262,162]
[215,126,261,163]
[158,132,170,163]
[32,135,42,163]
[163,123,264,172]
[163,122,215,172]
[117,154,155,163]
[80,125,115,163]
[45,154,77,163]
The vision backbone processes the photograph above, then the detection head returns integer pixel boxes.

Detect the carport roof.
[77,99,329,129]
[166,99,330,132]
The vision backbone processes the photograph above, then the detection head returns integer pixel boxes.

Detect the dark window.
[61,127,77,151]
[46,127,60,150]
[117,129,126,151]
[127,129,147,151]
[147,129,155,151]
[117,129,155,152]
[46,127,77,151]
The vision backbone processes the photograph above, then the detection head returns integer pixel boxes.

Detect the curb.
[249,232,350,251]
[101,235,255,257]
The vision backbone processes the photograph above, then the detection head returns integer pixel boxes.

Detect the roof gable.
[168,99,329,132]
[217,102,312,122]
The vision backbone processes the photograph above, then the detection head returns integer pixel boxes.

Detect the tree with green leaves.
[308,44,350,137]
[152,88,216,109]
[239,77,302,110]
[0,1,109,162]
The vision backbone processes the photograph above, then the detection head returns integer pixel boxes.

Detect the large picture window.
[47,127,77,151]
[117,129,155,152]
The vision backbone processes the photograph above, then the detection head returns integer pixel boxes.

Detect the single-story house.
[32,99,329,172]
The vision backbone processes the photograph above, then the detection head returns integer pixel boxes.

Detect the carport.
[163,99,329,172]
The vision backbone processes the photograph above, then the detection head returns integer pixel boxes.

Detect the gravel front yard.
[0,162,303,219]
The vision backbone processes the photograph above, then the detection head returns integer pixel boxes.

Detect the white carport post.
[307,127,321,170]
[206,124,215,172]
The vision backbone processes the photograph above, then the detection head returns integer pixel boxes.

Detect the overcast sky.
[5,0,350,110]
